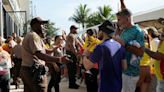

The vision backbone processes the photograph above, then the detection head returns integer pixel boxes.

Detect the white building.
[0,0,31,38]
[133,5,164,23]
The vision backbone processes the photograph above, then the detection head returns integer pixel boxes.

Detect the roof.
[133,5,164,23]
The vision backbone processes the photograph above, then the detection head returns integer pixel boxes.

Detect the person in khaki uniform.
[20,17,69,92]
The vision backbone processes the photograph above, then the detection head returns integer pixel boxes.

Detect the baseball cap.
[30,17,48,26]
[70,25,78,30]
[99,20,115,35]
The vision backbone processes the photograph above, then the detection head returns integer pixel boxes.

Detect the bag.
[30,63,49,83]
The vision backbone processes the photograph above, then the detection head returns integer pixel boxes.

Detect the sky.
[31,0,164,33]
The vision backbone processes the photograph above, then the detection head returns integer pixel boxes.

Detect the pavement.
[10,78,86,92]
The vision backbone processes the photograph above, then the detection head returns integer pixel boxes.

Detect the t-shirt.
[140,43,151,66]
[83,36,101,69]
[83,36,101,52]
[154,41,164,80]
[120,24,144,76]
[0,47,11,78]
[21,31,46,66]
[90,39,125,92]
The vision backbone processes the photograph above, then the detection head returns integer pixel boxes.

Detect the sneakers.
[69,84,80,89]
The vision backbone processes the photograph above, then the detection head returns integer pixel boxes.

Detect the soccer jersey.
[90,39,125,92]
[120,24,144,76]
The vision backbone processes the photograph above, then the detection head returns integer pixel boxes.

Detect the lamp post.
[6,11,27,36]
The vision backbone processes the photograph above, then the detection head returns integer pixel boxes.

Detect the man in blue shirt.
[82,20,127,92]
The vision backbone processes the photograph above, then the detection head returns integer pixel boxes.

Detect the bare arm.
[126,45,144,57]
[145,48,164,60]
[113,37,144,57]
[46,45,60,54]
[122,59,127,70]
[82,56,94,70]
[120,0,126,10]
[34,51,69,64]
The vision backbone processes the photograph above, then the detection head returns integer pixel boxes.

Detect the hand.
[60,55,72,64]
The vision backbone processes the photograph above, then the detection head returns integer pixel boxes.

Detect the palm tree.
[46,22,59,36]
[69,4,90,29]
[98,5,115,21]
[86,12,101,27]
[86,5,115,27]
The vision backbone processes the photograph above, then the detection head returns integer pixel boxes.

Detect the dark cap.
[70,25,78,30]
[30,17,48,26]
[99,20,115,35]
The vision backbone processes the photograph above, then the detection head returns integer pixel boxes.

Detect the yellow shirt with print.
[140,43,151,66]
[154,41,164,80]
[83,36,101,52]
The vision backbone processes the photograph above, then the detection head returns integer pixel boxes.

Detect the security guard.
[20,17,69,92]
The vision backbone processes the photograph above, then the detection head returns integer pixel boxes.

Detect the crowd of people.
[0,0,164,92]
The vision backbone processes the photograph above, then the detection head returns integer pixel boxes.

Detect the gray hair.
[116,9,132,17]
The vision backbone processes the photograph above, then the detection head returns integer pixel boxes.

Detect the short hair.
[116,9,132,17]
[86,29,94,36]
[147,28,159,38]
[55,35,60,41]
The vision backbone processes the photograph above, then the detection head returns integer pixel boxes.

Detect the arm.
[34,51,60,63]
[126,45,144,57]
[145,48,164,60]
[82,56,94,70]
[34,51,70,64]
[122,59,127,70]
[82,45,102,70]
[46,45,60,54]
[120,0,126,10]
[113,37,144,56]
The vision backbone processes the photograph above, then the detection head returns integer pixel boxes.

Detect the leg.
[48,75,55,92]
[122,74,139,92]
[0,74,10,92]
[66,51,79,89]
[54,84,59,92]
[21,66,48,92]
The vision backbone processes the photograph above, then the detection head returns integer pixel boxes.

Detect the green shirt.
[120,24,144,76]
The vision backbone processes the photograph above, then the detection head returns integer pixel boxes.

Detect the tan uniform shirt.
[65,33,77,54]
[21,31,45,67]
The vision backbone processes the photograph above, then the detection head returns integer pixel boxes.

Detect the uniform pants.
[66,51,77,86]
[20,66,48,92]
